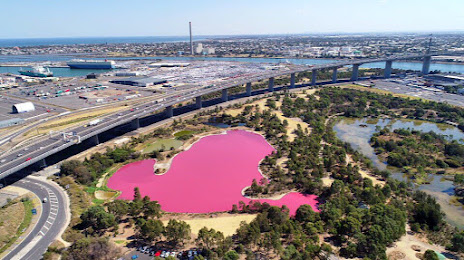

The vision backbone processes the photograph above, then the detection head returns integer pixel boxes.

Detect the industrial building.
[0,118,25,129]
[110,77,167,87]
[12,102,35,113]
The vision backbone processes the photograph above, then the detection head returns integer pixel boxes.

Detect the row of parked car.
[137,246,203,259]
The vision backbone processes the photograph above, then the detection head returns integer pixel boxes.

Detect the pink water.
[107,130,319,215]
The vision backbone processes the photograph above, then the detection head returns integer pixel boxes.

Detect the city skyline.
[1,0,463,39]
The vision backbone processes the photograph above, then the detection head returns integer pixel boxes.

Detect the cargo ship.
[67,59,115,69]
[19,66,53,77]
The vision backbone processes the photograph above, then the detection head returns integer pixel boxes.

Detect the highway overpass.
[0,51,461,180]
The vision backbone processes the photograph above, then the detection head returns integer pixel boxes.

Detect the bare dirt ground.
[386,225,457,260]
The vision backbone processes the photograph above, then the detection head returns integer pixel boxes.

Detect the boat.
[19,66,53,77]
[67,59,115,69]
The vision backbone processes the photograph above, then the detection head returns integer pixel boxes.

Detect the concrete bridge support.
[332,68,338,83]
[89,134,99,146]
[130,118,140,130]
[35,158,47,168]
[165,105,173,118]
[422,56,431,75]
[245,82,252,96]
[222,89,228,102]
[195,96,202,109]
[384,60,393,78]
[268,77,274,91]
[311,70,317,86]
[351,64,360,81]
[290,73,296,88]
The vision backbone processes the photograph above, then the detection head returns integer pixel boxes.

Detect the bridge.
[0,51,461,179]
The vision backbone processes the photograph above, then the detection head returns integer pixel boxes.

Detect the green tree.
[134,187,142,201]
[106,200,129,220]
[223,250,240,260]
[137,219,164,241]
[164,219,191,246]
[451,231,464,253]
[423,250,439,260]
[143,200,162,218]
[80,206,116,232]
[196,227,224,250]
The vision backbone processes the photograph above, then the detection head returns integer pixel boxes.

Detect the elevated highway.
[0,51,462,179]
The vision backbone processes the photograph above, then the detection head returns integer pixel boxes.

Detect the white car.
[43,198,48,203]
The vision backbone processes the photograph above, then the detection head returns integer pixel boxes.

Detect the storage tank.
[12,102,35,113]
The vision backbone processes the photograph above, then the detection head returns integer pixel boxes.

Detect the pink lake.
[107,130,319,215]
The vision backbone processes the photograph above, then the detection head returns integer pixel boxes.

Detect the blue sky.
[1,0,463,38]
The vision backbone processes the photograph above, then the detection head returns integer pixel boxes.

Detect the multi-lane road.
[3,177,68,260]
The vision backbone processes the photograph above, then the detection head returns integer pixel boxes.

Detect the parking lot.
[0,95,61,122]
[121,248,204,260]
[373,79,464,107]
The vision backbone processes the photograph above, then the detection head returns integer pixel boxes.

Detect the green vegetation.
[60,146,137,186]
[173,130,194,140]
[142,139,183,154]
[0,197,33,254]
[54,87,464,259]
[370,128,464,176]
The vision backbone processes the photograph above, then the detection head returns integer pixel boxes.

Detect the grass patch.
[142,139,183,154]
[0,198,33,254]
[114,240,127,245]
[173,130,194,138]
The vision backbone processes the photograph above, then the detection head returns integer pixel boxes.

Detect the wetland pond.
[108,130,319,215]
[334,117,464,228]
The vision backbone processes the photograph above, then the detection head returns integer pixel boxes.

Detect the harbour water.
[334,117,464,228]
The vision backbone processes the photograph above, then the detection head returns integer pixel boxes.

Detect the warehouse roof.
[111,77,166,84]
[0,118,24,128]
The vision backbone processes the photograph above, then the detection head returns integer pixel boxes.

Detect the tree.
[63,237,121,260]
[138,219,164,241]
[134,187,142,201]
[60,160,82,176]
[223,250,239,260]
[295,204,320,223]
[80,206,116,232]
[165,219,191,246]
[423,250,439,260]
[451,231,464,253]
[196,227,224,250]
[143,200,162,218]
[106,200,129,220]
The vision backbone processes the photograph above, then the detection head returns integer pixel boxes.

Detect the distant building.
[110,77,167,87]
[12,102,35,113]
[195,43,203,55]
[0,118,24,129]
[115,71,140,77]
[203,47,215,55]
[86,73,98,79]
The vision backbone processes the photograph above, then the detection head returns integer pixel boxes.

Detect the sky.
[1,0,463,39]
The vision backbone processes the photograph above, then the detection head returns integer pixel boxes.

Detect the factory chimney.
[189,22,194,55]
